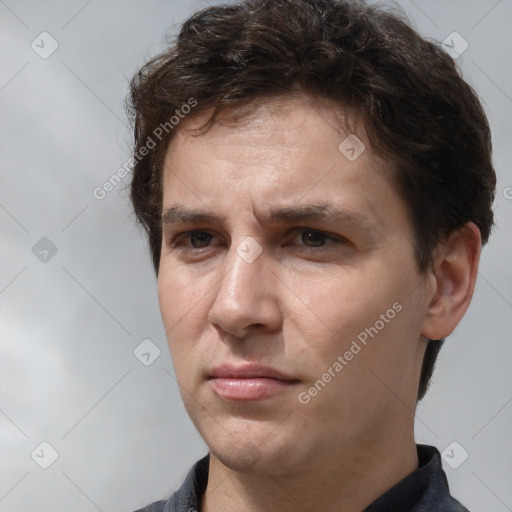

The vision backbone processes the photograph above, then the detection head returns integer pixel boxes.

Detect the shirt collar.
[163,444,468,512]
[364,444,468,511]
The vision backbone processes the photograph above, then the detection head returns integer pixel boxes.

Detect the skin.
[157,96,481,512]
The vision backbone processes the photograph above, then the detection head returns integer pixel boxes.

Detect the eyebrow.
[161,203,374,230]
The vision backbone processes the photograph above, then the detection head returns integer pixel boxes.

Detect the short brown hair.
[127,0,496,401]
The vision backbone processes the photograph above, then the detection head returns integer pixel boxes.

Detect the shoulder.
[129,454,209,512]
[416,444,471,512]
[441,494,471,512]
[130,499,167,512]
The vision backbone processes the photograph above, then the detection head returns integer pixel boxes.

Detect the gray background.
[0,1,511,511]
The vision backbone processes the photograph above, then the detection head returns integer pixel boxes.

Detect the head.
[128,0,495,472]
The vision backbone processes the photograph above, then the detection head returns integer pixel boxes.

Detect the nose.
[207,240,282,339]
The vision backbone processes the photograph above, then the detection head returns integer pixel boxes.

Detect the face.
[158,97,432,475]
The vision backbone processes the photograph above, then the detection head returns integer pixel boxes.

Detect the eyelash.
[170,228,343,251]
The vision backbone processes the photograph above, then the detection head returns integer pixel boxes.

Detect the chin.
[204,421,308,474]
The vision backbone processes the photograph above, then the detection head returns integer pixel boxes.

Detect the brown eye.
[301,230,330,247]
[189,232,213,248]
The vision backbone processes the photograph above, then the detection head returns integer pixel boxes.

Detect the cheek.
[157,267,210,369]
[290,270,388,345]
[292,262,419,372]
[157,272,180,333]
[158,264,208,324]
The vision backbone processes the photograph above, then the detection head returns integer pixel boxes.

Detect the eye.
[300,230,333,247]
[289,229,343,249]
[188,231,213,248]
[171,230,216,249]
[168,228,346,254]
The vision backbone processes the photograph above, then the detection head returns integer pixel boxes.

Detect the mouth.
[208,364,300,401]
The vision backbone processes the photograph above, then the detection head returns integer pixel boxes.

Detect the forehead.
[164,96,382,179]
[161,96,405,233]
[169,95,359,157]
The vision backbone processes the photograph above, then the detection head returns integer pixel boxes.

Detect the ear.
[421,222,481,340]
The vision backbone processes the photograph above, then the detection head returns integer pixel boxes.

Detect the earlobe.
[421,223,481,340]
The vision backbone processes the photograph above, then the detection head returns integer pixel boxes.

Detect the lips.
[208,363,299,401]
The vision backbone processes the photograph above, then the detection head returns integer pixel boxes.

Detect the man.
[127,0,496,510]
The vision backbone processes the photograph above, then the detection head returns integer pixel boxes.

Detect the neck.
[201,422,418,512]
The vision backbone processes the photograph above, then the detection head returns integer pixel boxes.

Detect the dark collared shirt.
[132,444,470,512]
